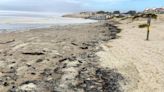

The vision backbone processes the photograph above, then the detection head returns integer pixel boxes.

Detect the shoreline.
[0,15,97,32]
[0,22,97,34]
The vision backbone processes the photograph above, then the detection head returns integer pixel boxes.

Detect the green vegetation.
[138,24,148,28]
[96,11,112,14]
[132,13,158,21]
[113,11,120,14]
[126,10,136,15]
[96,11,106,14]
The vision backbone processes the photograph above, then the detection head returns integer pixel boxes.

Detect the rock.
[8,86,17,92]
[111,31,117,35]
[59,58,68,62]
[26,64,32,67]
[83,41,97,47]
[111,35,117,39]
[19,83,37,91]
[101,37,110,41]
[52,55,63,58]
[80,46,88,50]
[0,61,7,69]
[40,69,52,77]
[79,52,88,59]
[3,82,9,86]
[31,72,36,75]
[59,56,77,62]
[0,72,3,78]
[36,59,44,63]
[68,56,77,61]
[53,67,60,73]
[64,60,80,68]
[110,29,118,32]
[11,61,16,64]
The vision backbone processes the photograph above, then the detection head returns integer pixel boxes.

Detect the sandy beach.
[0,21,124,92]
[0,14,164,92]
[0,0,163,92]
[97,14,164,92]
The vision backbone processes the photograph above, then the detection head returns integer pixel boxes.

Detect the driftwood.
[0,39,15,44]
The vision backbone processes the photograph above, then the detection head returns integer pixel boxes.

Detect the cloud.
[0,0,161,12]
[0,0,85,12]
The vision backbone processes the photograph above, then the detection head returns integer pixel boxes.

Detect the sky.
[0,0,164,13]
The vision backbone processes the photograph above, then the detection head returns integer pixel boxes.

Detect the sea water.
[0,11,96,31]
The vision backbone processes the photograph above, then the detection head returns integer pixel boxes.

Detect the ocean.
[0,11,96,31]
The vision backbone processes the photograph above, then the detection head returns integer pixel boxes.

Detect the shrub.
[132,13,158,21]
[126,10,136,15]
[97,11,106,14]
[138,24,148,28]
[113,11,120,14]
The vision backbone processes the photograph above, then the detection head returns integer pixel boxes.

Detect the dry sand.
[97,14,164,92]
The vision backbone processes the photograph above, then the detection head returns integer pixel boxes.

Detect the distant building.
[155,8,164,13]
[79,11,113,20]
[79,12,96,17]
[89,14,107,20]
[144,7,164,14]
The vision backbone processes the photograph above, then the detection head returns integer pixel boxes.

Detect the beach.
[97,14,164,92]
[0,13,164,92]
[0,0,163,91]
[0,20,123,92]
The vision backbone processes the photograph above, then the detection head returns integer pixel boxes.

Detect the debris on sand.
[0,39,15,44]
[77,67,124,92]
[22,52,45,55]
[0,22,124,92]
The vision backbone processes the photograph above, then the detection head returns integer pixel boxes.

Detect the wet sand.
[0,22,123,92]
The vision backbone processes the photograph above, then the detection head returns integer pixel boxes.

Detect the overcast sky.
[0,0,164,13]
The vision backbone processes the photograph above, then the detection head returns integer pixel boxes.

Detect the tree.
[96,11,106,14]
[126,10,136,15]
[113,11,120,14]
